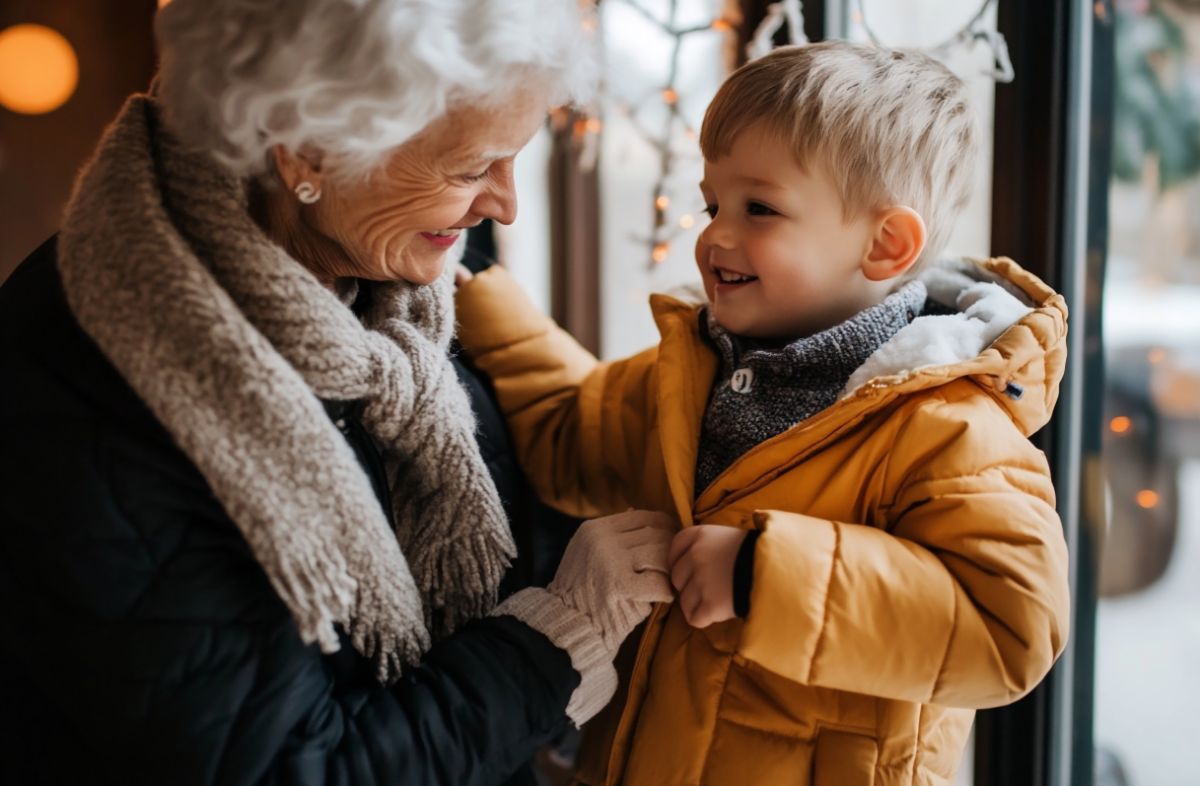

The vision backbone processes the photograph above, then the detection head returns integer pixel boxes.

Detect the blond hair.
[700,41,977,266]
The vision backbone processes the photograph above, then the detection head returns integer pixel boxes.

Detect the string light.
[0,24,78,115]
[600,0,742,267]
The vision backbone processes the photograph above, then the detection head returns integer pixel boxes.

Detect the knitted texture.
[491,589,617,726]
[56,95,515,682]
[491,511,673,724]
[694,281,927,494]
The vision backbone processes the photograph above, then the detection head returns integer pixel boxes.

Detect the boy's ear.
[861,206,926,282]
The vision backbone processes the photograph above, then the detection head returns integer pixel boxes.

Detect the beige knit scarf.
[56,95,515,682]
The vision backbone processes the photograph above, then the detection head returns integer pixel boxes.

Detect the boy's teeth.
[717,269,755,283]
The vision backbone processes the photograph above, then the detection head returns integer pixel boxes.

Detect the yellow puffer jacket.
[456,257,1071,786]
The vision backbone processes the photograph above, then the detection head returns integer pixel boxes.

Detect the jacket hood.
[652,257,1068,438]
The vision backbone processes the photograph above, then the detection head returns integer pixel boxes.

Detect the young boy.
[458,41,1070,786]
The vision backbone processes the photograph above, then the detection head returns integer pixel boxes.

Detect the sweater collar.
[702,280,928,384]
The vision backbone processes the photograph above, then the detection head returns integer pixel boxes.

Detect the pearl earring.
[294,182,321,204]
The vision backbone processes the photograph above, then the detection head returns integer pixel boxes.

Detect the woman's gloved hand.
[492,510,675,725]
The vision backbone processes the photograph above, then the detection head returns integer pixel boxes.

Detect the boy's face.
[695,124,884,340]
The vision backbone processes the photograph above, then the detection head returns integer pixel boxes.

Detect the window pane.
[597,0,728,358]
[1095,3,1200,785]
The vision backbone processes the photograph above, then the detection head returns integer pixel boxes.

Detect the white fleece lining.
[841,260,1035,398]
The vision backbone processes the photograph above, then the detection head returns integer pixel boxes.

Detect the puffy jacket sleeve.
[455,266,659,517]
[737,391,1071,709]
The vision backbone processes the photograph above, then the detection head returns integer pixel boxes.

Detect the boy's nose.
[698,216,735,250]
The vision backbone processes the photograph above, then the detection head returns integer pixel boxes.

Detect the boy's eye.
[703,204,718,218]
[746,201,776,216]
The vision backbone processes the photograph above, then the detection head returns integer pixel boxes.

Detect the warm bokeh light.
[1148,348,1167,364]
[711,18,733,32]
[661,88,679,105]
[158,0,173,7]
[651,242,670,264]
[0,24,79,115]
[1136,489,1160,509]
[655,195,670,211]
[679,214,695,229]
[1109,416,1132,434]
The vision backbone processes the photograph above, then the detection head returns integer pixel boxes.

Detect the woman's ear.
[861,206,926,282]
[270,145,325,193]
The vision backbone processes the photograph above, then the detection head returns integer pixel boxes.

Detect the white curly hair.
[155,0,597,178]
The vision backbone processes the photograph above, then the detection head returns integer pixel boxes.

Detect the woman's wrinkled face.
[300,86,550,285]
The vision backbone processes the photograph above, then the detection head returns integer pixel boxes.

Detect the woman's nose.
[471,169,518,225]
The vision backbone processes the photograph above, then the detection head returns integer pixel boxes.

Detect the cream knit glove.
[491,511,675,725]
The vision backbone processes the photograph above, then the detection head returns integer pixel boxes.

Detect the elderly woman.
[0,1,674,784]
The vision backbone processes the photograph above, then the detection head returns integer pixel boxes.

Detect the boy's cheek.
[694,239,716,298]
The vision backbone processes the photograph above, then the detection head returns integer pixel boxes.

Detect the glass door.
[1094,3,1200,785]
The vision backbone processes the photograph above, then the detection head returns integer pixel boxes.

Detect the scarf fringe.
[414,528,517,636]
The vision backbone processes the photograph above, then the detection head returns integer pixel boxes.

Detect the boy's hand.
[453,263,475,287]
[668,525,748,628]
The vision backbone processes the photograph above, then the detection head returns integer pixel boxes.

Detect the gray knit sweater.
[694,281,928,495]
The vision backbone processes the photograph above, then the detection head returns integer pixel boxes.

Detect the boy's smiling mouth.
[712,265,759,286]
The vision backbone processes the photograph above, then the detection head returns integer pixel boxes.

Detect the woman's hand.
[490,510,675,725]
[668,524,748,629]
[547,510,675,652]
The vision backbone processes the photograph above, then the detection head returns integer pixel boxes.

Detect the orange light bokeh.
[0,24,79,115]
[1109,416,1132,434]
[1136,490,1160,510]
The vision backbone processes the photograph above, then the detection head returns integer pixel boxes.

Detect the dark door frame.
[981,1,1110,785]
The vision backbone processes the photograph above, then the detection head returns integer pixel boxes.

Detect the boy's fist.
[668,524,748,628]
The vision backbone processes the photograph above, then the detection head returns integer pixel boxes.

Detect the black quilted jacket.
[0,237,580,786]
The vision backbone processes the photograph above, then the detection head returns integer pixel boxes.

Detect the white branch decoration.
[856,0,1014,83]
[747,0,809,61]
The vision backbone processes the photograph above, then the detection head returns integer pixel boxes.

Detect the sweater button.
[335,418,347,430]
[731,368,754,394]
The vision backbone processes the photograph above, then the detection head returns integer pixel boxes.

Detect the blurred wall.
[0,1,157,281]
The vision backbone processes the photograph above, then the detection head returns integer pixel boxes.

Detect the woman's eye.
[746,201,776,216]
[703,203,718,218]
[462,169,489,183]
